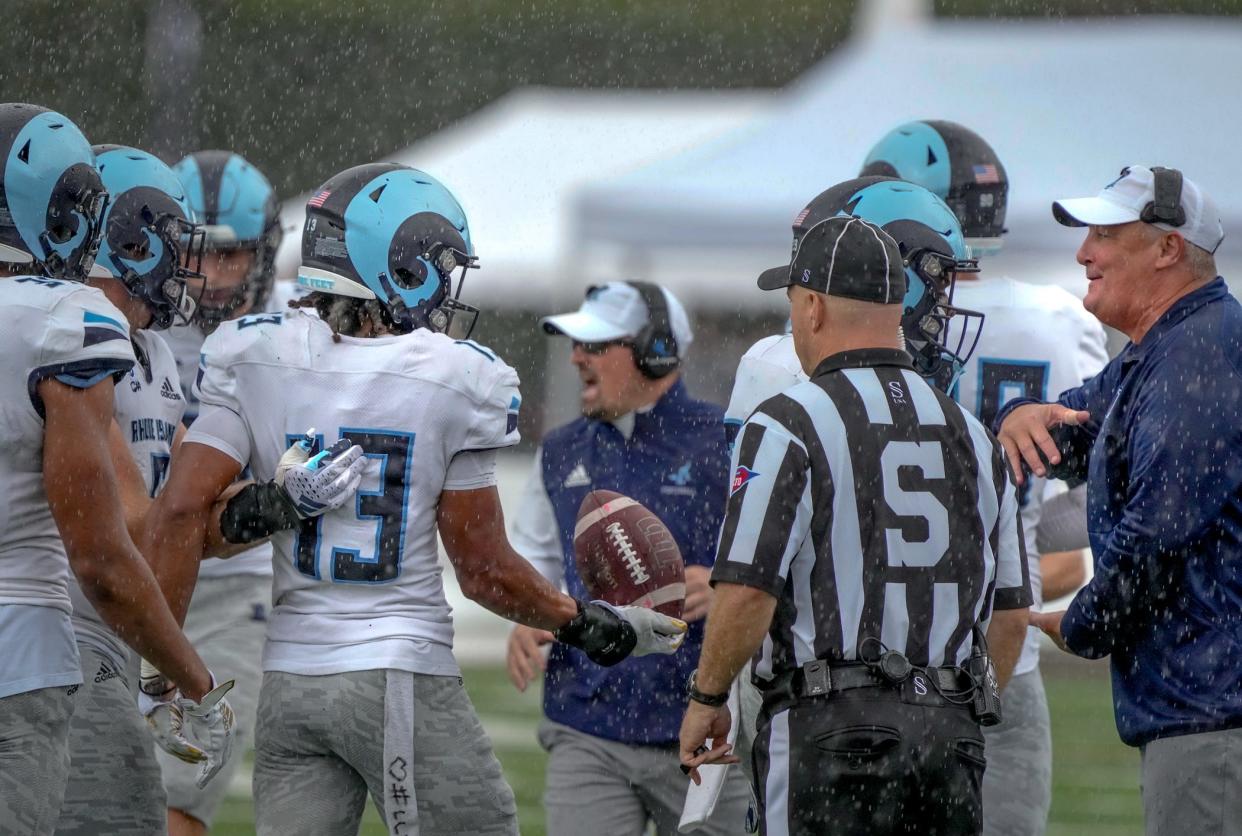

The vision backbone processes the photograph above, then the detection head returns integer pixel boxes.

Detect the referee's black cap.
[757,214,906,304]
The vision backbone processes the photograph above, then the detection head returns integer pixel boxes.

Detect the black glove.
[554,600,637,667]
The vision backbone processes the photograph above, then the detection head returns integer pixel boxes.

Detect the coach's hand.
[683,565,713,622]
[179,677,237,789]
[507,624,554,692]
[679,700,737,785]
[998,403,1090,485]
[1031,610,1071,653]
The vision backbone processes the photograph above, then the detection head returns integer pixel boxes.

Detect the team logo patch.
[731,465,759,496]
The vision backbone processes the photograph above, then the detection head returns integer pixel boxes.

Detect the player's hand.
[997,403,1090,485]
[178,677,237,789]
[683,565,713,622]
[138,661,206,765]
[277,433,367,519]
[679,700,737,785]
[605,602,687,657]
[1030,609,1070,653]
[507,625,554,692]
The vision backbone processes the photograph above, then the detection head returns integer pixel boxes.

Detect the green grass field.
[213,656,1140,835]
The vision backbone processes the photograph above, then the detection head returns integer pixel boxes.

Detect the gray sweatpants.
[982,668,1052,836]
[1141,726,1242,836]
[0,685,76,835]
[538,719,753,836]
[57,645,165,835]
[156,572,269,827]
[253,668,517,836]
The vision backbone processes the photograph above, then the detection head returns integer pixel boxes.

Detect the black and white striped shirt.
[713,348,1030,681]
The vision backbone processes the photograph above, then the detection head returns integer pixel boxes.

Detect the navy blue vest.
[540,381,729,744]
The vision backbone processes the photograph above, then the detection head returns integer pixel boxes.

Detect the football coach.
[1001,166,1242,836]
[679,214,1030,835]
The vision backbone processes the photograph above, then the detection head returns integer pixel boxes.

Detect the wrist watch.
[687,671,729,707]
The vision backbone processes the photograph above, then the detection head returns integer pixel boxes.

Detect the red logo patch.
[731,466,759,495]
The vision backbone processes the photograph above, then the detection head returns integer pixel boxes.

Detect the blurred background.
[7,1,1241,832]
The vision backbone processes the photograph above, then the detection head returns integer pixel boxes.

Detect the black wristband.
[687,671,728,707]
[553,600,637,667]
[220,480,302,544]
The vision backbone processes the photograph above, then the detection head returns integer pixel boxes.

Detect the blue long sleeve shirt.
[998,278,1242,746]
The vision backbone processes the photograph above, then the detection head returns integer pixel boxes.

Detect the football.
[573,490,685,618]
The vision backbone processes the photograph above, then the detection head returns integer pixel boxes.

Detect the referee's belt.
[766,660,973,707]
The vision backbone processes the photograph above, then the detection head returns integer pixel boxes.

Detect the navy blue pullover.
[539,381,728,745]
[998,278,1242,746]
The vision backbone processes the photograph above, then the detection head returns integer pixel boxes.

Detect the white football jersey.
[189,309,521,677]
[0,277,135,698]
[162,297,296,579]
[949,276,1108,676]
[69,329,186,668]
[724,334,806,441]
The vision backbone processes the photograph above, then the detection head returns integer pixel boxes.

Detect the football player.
[862,120,1108,836]
[52,144,364,835]
[142,162,687,835]
[161,148,288,835]
[0,104,222,834]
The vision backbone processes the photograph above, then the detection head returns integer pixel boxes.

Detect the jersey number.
[880,440,950,568]
[288,429,415,584]
[975,358,1049,428]
[150,453,171,498]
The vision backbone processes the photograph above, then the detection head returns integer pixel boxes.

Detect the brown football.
[573,490,685,618]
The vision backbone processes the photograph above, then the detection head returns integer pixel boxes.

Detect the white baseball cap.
[541,281,693,359]
[1052,165,1224,254]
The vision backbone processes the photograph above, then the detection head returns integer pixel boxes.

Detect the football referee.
[679,215,1031,835]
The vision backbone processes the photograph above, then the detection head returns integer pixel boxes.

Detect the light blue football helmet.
[93,145,206,330]
[173,150,283,330]
[785,175,983,390]
[0,103,107,280]
[297,162,479,337]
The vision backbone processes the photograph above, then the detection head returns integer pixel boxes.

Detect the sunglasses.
[572,339,632,355]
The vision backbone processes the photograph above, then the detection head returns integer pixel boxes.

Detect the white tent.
[574,15,1242,307]
[274,87,769,306]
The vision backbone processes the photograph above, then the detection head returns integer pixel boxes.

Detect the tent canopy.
[275,87,768,306]
[575,17,1242,305]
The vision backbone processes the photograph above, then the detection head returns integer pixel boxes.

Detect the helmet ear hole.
[391,262,428,291]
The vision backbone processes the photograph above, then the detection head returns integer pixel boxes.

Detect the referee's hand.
[997,403,1090,485]
[679,701,737,785]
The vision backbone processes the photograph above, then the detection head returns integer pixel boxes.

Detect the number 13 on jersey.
[287,428,415,584]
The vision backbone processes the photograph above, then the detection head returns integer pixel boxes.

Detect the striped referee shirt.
[713,348,1030,682]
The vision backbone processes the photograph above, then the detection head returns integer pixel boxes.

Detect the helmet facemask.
[901,245,984,391]
[105,196,206,330]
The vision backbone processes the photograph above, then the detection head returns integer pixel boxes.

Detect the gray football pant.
[254,669,518,836]
[982,668,1052,836]
[156,572,269,827]
[1141,726,1242,836]
[57,645,165,835]
[538,719,753,836]
[0,685,76,835]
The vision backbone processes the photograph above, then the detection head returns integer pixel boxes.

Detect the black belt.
[762,660,975,709]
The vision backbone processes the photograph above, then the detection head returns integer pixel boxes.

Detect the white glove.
[178,678,237,789]
[138,659,205,765]
[598,601,688,656]
[276,429,368,519]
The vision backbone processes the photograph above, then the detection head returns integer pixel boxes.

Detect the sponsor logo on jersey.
[661,461,695,497]
[731,465,759,496]
[160,377,183,401]
[563,463,591,488]
[94,661,120,684]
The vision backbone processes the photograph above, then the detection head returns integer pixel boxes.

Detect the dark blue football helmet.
[787,176,983,390]
[173,150,283,331]
[861,120,1008,256]
[93,145,206,330]
[0,103,107,281]
[297,162,479,337]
